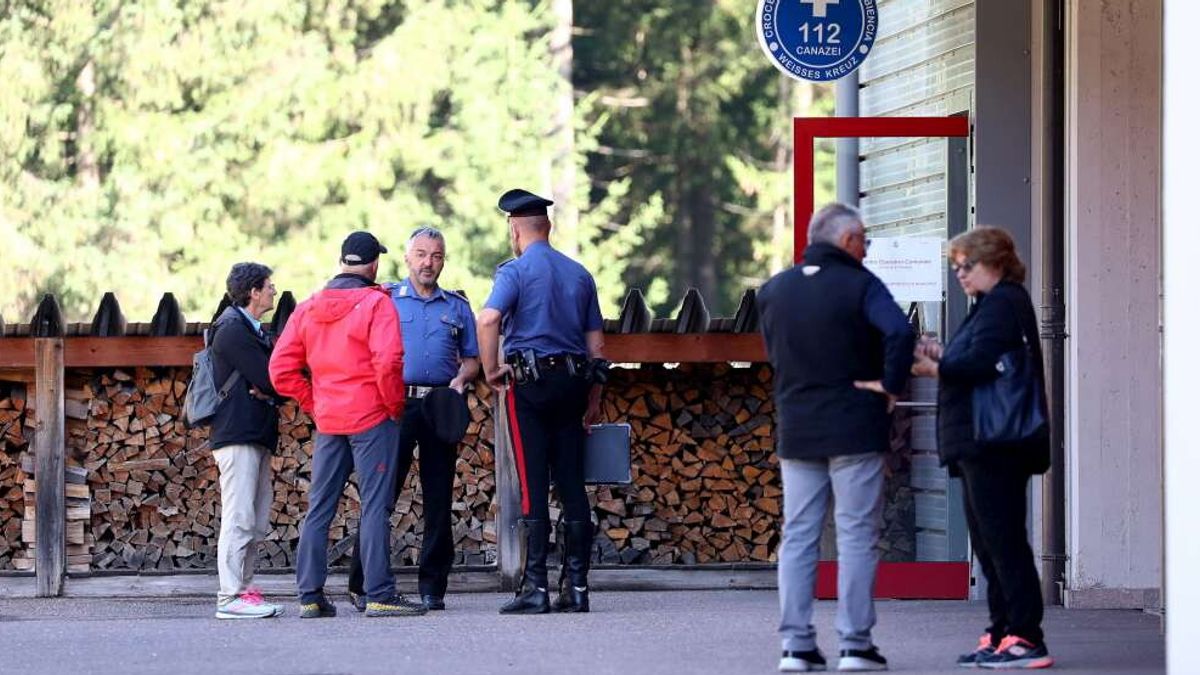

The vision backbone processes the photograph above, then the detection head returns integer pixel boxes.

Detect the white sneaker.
[216,591,280,619]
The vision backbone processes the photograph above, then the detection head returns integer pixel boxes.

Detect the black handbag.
[971,327,1049,445]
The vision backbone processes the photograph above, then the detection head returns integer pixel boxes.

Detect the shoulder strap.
[218,370,241,399]
[207,320,243,398]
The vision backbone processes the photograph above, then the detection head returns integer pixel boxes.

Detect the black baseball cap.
[340,231,388,265]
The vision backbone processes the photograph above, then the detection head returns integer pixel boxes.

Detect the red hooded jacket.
[269,275,405,434]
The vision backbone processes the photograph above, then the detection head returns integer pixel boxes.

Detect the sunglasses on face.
[950,260,977,274]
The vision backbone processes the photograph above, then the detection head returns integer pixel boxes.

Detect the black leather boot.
[499,519,550,614]
[553,520,592,613]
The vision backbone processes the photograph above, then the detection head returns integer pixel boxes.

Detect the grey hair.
[407,226,445,251]
[807,202,864,245]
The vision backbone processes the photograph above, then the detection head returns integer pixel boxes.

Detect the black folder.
[583,423,632,485]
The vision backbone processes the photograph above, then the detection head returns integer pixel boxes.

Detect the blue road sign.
[756,0,879,82]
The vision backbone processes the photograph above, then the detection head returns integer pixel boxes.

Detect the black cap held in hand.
[424,387,470,445]
[498,189,554,217]
[340,231,388,265]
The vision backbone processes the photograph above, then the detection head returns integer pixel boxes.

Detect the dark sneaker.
[348,591,366,613]
[299,594,337,619]
[957,634,998,668]
[979,636,1053,670]
[838,646,888,671]
[421,594,446,611]
[365,593,428,617]
[778,649,827,672]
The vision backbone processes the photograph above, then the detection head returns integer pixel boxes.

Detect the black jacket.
[209,306,282,451]
[937,280,1050,474]
[758,243,915,459]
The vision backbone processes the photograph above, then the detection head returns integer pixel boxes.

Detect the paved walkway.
[0,591,1163,674]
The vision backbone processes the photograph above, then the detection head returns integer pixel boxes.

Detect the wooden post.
[491,335,524,590]
[493,384,523,590]
[34,337,66,597]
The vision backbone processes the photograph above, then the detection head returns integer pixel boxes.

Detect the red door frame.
[793,116,971,263]
[794,116,973,600]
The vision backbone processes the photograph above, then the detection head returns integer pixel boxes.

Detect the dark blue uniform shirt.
[483,241,603,358]
[384,279,480,386]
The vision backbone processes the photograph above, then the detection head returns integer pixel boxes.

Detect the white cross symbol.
[801,0,840,18]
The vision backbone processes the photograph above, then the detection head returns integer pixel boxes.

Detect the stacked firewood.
[589,364,781,565]
[0,384,30,570]
[589,363,915,565]
[81,368,216,570]
[19,458,92,574]
[75,368,497,572]
[8,359,917,573]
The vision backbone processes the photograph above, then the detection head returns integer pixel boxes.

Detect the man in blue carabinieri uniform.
[477,188,609,615]
[346,226,480,613]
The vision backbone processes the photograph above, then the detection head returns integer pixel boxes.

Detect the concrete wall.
[1064,0,1162,609]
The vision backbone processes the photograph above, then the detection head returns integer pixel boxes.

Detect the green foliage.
[0,0,832,324]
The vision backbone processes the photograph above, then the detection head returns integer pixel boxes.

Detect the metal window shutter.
[858,0,975,563]
[859,0,975,239]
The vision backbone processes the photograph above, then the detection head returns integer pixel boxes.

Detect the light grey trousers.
[778,452,885,652]
[213,443,273,605]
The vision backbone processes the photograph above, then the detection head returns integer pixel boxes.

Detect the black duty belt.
[505,351,588,384]
[534,353,587,373]
[406,384,447,399]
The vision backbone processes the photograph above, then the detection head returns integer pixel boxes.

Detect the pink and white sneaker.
[216,588,281,619]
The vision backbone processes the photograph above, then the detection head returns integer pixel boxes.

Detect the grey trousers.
[296,418,400,603]
[778,452,885,652]
[213,443,272,605]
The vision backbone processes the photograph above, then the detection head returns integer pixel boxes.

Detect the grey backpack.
[183,326,241,428]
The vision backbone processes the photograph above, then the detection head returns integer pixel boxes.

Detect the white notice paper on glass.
[863,237,944,302]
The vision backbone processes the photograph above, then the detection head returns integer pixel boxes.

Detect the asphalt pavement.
[0,590,1164,674]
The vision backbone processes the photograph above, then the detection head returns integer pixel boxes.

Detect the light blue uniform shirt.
[384,279,480,386]
[483,241,603,358]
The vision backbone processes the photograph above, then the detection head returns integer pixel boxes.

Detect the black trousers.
[958,455,1045,646]
[348,397,458,598]
[504,370,591,523]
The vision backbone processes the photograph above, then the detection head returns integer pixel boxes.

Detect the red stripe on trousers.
[505,387,532,516]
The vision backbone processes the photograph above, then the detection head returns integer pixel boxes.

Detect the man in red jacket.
[270,231,426,618]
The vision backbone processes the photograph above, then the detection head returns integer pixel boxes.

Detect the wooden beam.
[0,337,201,368]
[0,339,34,368]
[604,333,766,363]
[0,333,764,369]
[34,338,66,597]
[0,367,35,383]
[66,336,200,366]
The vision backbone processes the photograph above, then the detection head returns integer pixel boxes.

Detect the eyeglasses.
[950,260,977,274]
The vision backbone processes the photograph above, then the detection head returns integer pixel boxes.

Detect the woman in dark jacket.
[911,227,1053,670]
[209,262,286,620]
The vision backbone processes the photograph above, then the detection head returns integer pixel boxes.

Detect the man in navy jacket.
[758,203,914,673]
